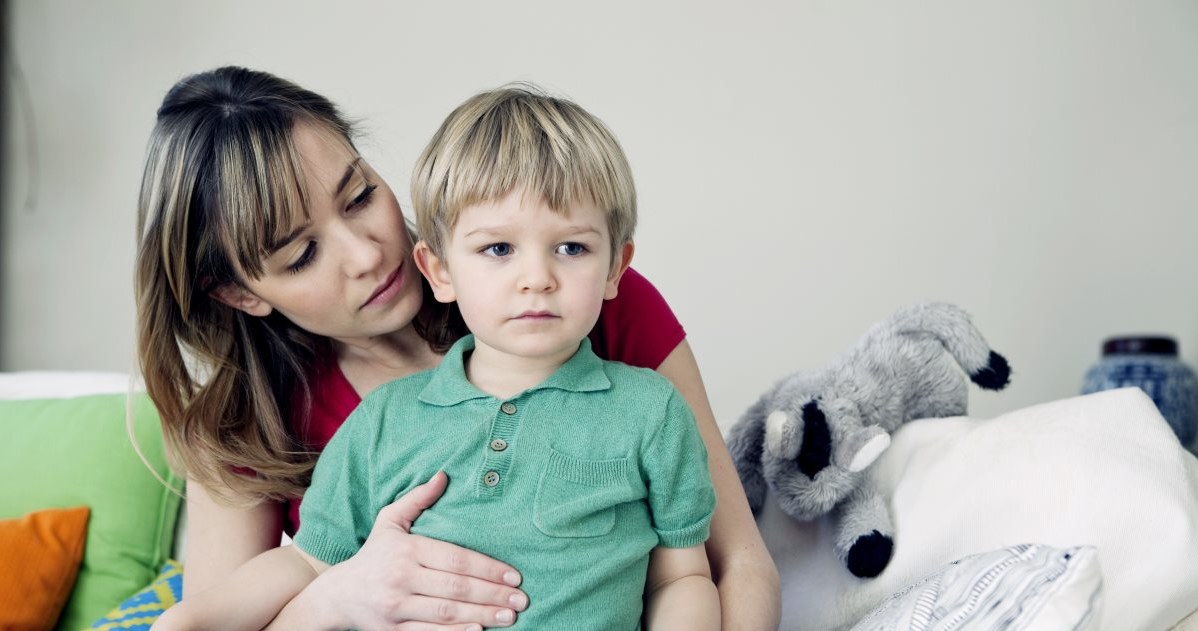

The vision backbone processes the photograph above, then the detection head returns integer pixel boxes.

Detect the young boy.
[155,85,719,630]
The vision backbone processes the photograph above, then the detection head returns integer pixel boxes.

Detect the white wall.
[4,0,1197,427]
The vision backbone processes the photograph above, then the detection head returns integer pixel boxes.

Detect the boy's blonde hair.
[411,83,636,259]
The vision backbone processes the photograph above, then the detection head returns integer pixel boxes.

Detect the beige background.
[4,0,1197,427]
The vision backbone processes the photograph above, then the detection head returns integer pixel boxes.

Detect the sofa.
[3,371,1197,630]
[0,371,182,630]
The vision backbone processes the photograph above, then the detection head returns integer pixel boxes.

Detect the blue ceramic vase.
[1081,336,1198,452]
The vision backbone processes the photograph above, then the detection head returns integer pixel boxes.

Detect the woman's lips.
[361,264,404,309]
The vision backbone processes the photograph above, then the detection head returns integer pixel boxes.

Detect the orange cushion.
[0,506,90,631]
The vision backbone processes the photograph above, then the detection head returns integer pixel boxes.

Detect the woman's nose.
[341,224,384,278]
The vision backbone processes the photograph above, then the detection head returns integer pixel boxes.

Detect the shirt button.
[483,471,501,487]
[490,438,508,452]
[500,402,517,415]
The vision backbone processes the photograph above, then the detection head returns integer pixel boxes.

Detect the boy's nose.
[519,256,556,293]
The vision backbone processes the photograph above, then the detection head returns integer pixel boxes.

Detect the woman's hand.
[267,472,528,631]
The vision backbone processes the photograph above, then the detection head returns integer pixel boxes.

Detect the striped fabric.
[851,544,1102,631]
[88,560,182,631]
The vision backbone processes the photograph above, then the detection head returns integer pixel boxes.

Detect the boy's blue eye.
[483,243,513,257]
[557,242,587,256]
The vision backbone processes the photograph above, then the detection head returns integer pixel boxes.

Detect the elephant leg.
[835,482,894,578]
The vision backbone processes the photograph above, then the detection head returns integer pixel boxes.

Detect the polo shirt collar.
[419,335,612,407]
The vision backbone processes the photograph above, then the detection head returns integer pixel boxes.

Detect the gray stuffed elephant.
[727,302,1011,578]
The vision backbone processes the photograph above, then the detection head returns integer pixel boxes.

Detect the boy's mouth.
[514,310,557,320]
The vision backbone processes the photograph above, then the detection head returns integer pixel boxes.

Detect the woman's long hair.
[135,66,350,503]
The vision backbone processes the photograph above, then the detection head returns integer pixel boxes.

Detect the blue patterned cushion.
[88,560,182,630]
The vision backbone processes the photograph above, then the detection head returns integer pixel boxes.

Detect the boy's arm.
[639,387,722,631]
[643,544,721,631]
[152,546,329,631]
[656,341,780,631]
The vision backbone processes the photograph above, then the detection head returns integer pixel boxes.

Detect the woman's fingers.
[360,475,526,629]
[393,595,519,629]
[374,471,451,532]
[408,565,528,612]
[408,535,523,589]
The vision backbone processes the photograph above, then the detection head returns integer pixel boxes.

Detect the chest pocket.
[533,449,639,538]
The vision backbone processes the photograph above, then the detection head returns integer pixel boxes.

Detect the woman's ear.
[209,284,273,317]
[604,241,635,300]
[412,240,456,304]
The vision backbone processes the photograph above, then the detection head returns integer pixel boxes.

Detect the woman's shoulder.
[592,267,687,369]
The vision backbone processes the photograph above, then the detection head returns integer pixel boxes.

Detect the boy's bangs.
[447,109,623,222]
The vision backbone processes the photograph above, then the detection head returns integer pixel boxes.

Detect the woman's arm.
[263,471,527,631]
[181,477,285,597]
[184,473,525,631]
[657,341,781,631]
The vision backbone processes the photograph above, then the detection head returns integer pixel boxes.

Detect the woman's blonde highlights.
[134,67,353,504]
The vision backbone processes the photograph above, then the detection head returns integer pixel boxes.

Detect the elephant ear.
[765,409,802,461]
[726,398,770,513]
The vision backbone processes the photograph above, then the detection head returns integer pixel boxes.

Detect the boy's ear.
[605,241,635,300]
[209,284,273,317]
[412,240,457,303]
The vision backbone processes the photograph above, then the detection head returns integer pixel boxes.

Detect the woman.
[136,66,779,630]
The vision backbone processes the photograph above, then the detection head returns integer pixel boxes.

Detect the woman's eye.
[287,242,317,274]
[347,184,378,212]
[482,243,513,257]
[556,242,587,256]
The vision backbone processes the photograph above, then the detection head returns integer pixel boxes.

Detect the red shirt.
[284,267,685,535]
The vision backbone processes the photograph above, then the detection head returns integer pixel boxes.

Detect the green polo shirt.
[295,335,715,630]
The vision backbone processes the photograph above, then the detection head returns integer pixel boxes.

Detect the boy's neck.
[464,339,580,400]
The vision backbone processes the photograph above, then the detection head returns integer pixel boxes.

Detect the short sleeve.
[292,400,381,565]
[590,267,686,370]
[641,390,716,548]
[285,350,364,536]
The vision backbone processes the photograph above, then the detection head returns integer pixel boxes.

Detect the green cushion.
[0,393,182,631]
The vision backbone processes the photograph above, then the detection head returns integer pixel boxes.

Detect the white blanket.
[759,388,1198,631]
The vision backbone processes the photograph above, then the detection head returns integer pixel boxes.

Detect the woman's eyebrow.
[266,223,310,254]
[335,157,364,196]
[266,157,363,254]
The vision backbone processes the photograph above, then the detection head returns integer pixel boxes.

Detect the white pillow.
[0,370,139,399]
[850,543,1102,631]
[759,388,1198,631]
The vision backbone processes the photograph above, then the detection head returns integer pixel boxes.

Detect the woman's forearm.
[657,341,781,631]
[181,478,286,597]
